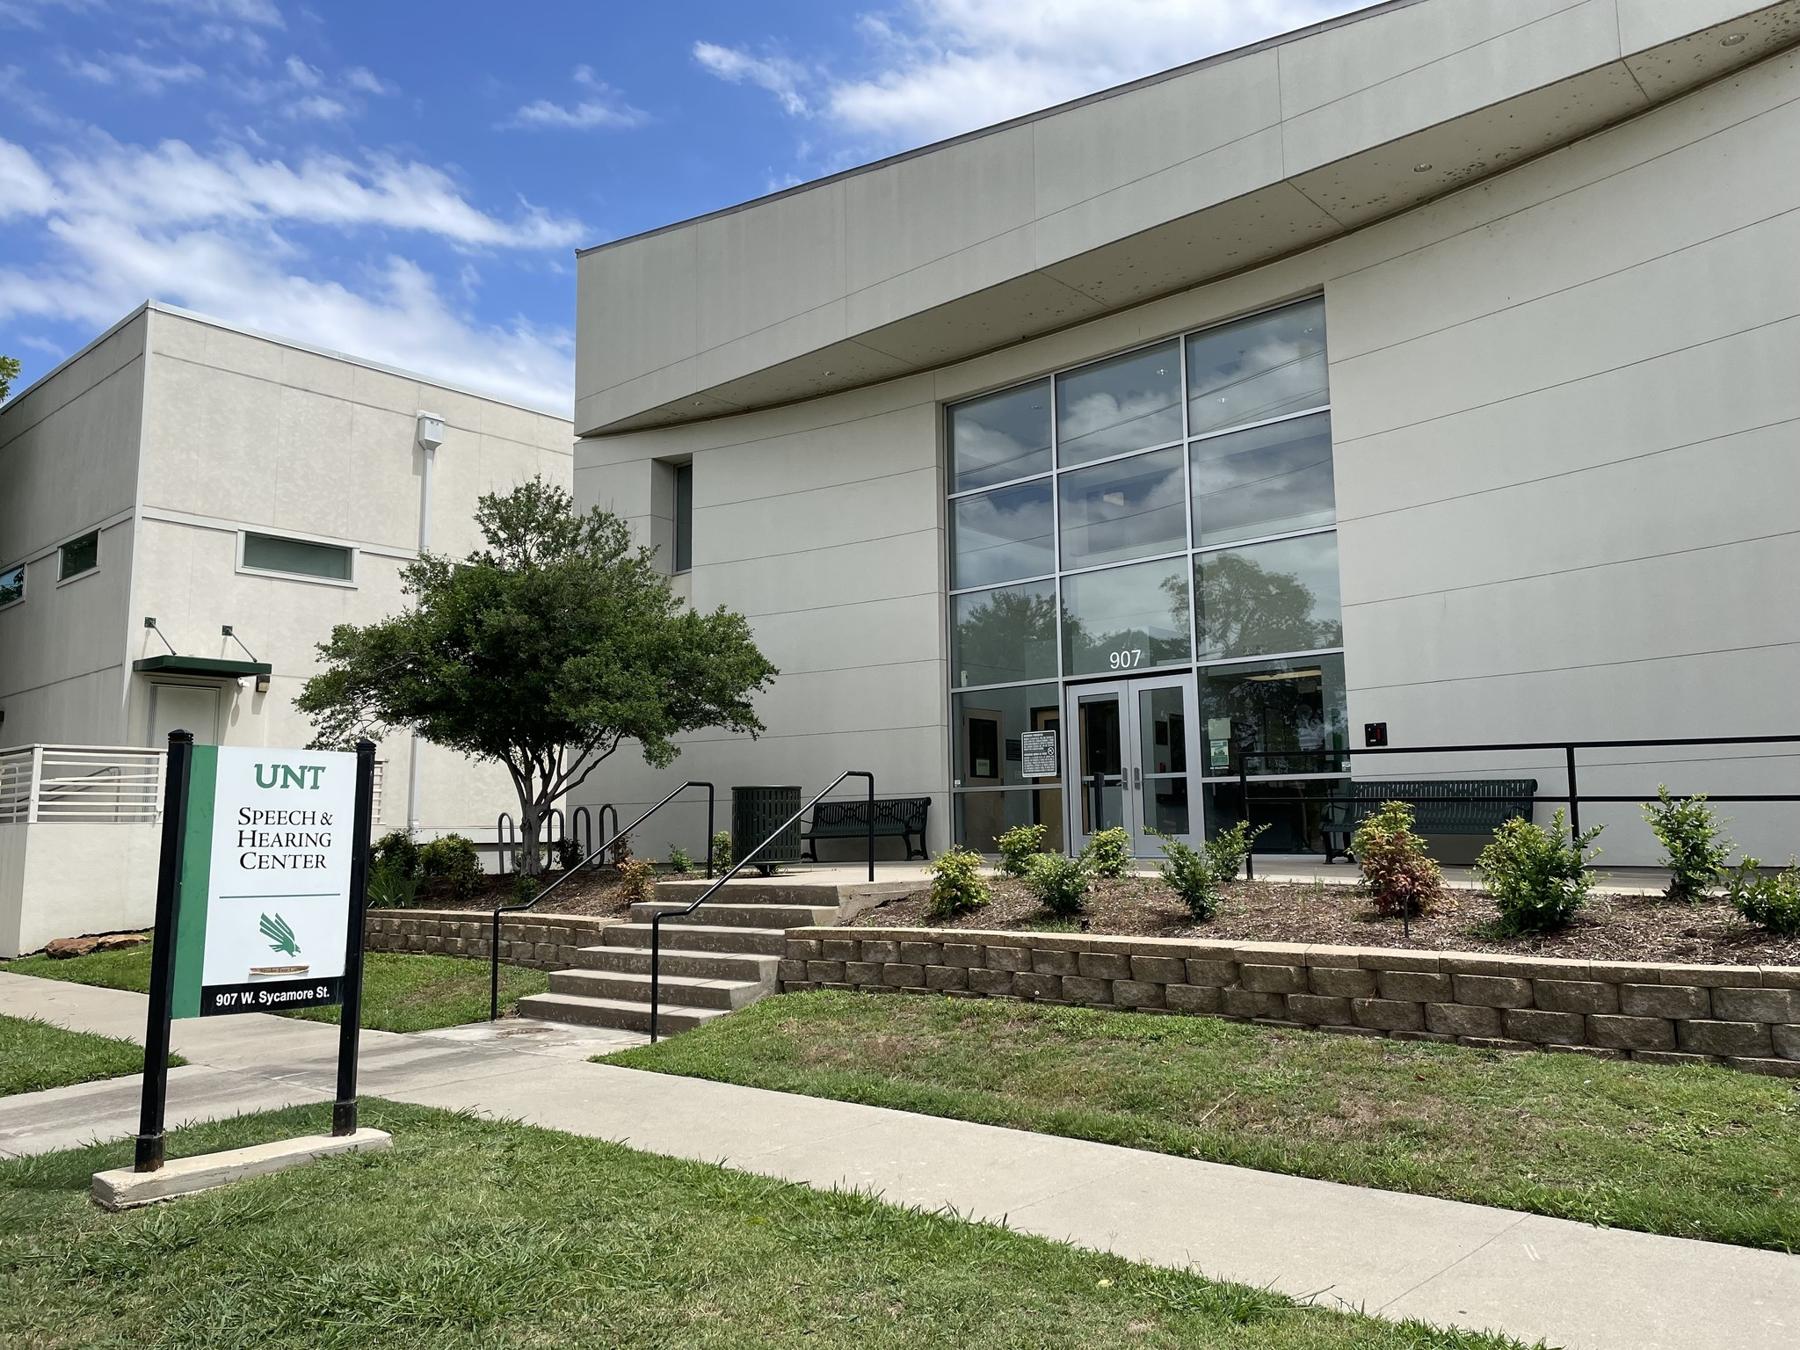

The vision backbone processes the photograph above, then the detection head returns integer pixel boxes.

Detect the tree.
[0,355,20,403]
[296,478,778,876]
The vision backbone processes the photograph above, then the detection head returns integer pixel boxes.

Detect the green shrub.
[418,834,483,901]
[667,844,696,876]
[1024,852,1090,918]
[1203,820,1265,887]
[926,848,990,920]
[1351,801,1442,919]
[1081,827,1132,879]
[365,859,419,909]
[1152,836,1220,922]
[1151,822,1265,922]
[556,835,584,872]
[512,871,541,904]
[710,830,733,875]
[609,831,634,866]
[1642,785,1732,903]
[1724,857,1800,936]
[618,858,658,904]
[996,823,1049,878]
[372,829,420,880]
[1475,810,1601,934]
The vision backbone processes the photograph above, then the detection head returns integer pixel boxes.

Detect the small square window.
[0,562,24,607]
[58,532,99,581]
[242,532,353,581]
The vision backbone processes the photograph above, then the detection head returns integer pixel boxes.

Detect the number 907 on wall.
[1108,649,1145,670]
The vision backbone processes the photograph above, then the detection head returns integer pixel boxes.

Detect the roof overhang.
[133,655,272,679]
[575,0,1800,436]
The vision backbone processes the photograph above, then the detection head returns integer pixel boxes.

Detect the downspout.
[407,413,444,835]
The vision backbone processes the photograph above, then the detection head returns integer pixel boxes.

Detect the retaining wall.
[779,928,1800,1078]
[364,907,616,971]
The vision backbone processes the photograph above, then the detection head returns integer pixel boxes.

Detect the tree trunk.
[519,799,543,877]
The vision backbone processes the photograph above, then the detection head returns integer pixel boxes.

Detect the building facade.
[572,0,1800,866]
[0,302,574,846]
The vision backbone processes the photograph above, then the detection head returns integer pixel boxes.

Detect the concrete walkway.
[3,971,1795,1350]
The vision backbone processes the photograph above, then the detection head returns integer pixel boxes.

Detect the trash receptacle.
[731,785,803,875]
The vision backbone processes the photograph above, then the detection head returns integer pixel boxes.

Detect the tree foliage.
[296,478,778,875]
[0,355,20,403]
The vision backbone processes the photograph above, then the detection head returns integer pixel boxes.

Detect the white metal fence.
[0,744,386,827]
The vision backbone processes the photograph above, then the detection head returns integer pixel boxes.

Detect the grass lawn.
[0,1015,181,1098]
[0,1100,1533,1350]
[1,945,547,1034]
[604,990,1800,1253]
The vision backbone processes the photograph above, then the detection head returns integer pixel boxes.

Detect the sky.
[0,0,1368,415]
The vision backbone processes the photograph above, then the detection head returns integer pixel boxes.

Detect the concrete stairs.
[517,880,843,1037]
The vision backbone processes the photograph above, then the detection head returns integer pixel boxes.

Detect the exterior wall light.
[1721,32,1747,46]
[416,413,445,450]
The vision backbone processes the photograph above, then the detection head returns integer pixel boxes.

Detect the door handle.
[1133,766,1142,788]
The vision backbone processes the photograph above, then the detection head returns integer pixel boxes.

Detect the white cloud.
[287,93,348,121]
[0,135,576,410]
[343,66,391,96]
[62,50,206,93]
[699,0,1366,148]
[283,55,321,87]
[145,0,283,26]
[504,65,647,131]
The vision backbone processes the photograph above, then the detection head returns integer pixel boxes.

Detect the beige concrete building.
[571,0,1800,868]
[0,302,573,847]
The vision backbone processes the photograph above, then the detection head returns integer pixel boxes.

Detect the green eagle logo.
[259,913,301,959]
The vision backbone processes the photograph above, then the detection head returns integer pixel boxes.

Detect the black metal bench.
[1323,779,1537,862]
[801,797,930,861]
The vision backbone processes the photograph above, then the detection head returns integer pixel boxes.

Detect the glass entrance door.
[1066,674,1201,858]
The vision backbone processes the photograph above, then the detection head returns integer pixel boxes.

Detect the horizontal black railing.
[649,771,873,1042]
[1228,734,1800,879]
[489,781,715,1021]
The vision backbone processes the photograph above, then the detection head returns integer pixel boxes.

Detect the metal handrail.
[488,781,715,1020]
[1229,733,1800,878]
[649,770,873,1042]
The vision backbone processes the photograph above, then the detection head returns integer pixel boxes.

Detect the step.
[547,968,770,1011]
[629,901,839,929]
[599,923,789,956]
[575,946,781,982]
[653,879,851,906]
[517,991,725,1035]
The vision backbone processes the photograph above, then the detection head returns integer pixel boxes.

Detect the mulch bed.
[850,874,1800,967]
[404,866,641,917]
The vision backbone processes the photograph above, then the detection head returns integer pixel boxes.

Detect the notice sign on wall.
[169,746,358,1018]
[1021,730,1059,778]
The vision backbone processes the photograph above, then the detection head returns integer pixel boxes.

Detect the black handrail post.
[865,771,876,882]
[705,784,716,877]
[1238,754,1255,881]
[135,729,193,1174]
[333,740,377,1137]
[649,911,662,1043]
[1565,744,1582,845]
[488,907,502,1021]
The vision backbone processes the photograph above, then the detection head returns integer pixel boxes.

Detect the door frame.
[145,679,223,746]
[1062,671,1202,858]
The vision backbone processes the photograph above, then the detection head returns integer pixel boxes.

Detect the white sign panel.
[1021,730,1059,778]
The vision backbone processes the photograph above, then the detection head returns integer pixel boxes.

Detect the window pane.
[58,532,98,580]
[949,481,1054,589]
[951,581,1057,688]
[1058,445,1186,570]
[1191,412,1335,546]
[952,684,1061,788]
[0,564,23,606]
[673,462,693,573]
[949,380,1051,491]
[242,532,353,580]
[1194,532,1341,661]
[1203,779,1338,854]
[1186,298,1328,436]
[1056,340,1181,466]
[1199,653,1348,777]
[1060,558,1191,676]
[955,789,1064,854]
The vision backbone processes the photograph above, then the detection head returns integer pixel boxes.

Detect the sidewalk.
[3,971,1795,1350]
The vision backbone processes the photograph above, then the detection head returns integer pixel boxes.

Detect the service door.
[148,681,221,746]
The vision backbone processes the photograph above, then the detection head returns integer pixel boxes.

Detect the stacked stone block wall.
[365,908,615,970]
[779,928,1800,1078]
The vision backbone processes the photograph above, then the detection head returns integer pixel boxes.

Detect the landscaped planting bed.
[0,1100,1534,1350]
[850,874,1800,967]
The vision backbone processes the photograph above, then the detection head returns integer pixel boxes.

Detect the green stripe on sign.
[169,744,217,1020]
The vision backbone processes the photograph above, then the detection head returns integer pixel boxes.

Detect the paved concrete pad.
[92,1128,391,1209]
[4,970,1796,1350]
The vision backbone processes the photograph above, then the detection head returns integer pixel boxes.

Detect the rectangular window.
[949,480,1054,589]
[1186,297,1328,436]
[1058,445,1186,570]
[241,532,353,581]
[1199,653,1348,777]
[0,562,23,607]
[1191,411,1335,546]
[1060,556,1191,676]
[952,684,1061,787]
[951,580,1057,689]
[58,531,99,581]
[673,461,694,573]
[948,380,1051,491]
[1194,532,1342,661]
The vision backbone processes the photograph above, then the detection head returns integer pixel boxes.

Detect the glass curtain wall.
[947,296,1347,853]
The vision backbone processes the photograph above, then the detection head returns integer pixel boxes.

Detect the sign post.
[132,733,376,1172]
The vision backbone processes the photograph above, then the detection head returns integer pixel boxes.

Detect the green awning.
[133,655,272,678]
